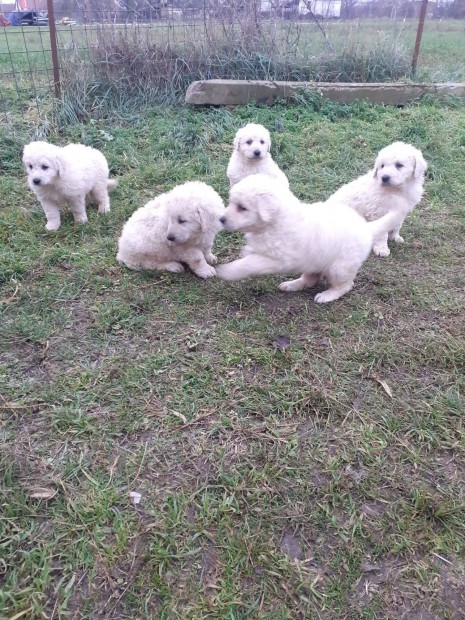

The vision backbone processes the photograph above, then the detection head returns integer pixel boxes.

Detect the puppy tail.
[366,211,400,239]
[107,179,118,190]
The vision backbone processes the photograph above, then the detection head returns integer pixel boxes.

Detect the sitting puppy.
[117,181,224,279]
[326,141,427,257]
[227,123,289,188]
[216,174,396,303]
[23,141,117,231]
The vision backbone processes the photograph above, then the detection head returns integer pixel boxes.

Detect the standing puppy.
[227,123,289,188]
[23,141,117,231]
[326,142,427,257]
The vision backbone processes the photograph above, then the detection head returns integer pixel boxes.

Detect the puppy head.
[220,174,286,233]
[22,141,63,188]
[373,141,427,188]
[233,123,271,161]
[164,182,223,245]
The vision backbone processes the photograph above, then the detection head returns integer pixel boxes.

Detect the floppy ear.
[372,162,379,178]
[54,154,65,176]
[413,149,427,179]
[256,190,280,223]
[233,133,241,151]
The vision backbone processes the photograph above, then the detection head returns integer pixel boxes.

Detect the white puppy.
[117,181,224,279]
[23,141,117,231]
[216,174,396,303]
[227,123,289,188]
[326,141,427,257]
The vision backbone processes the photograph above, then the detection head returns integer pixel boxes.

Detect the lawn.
[1,96,465,619]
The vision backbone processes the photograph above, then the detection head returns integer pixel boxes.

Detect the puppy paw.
[393,234,404,244]
[314,291,335,304]
[195,265,216,279]
[73,215,88,225]
[279,279,303,292]
[206,253,218,265]
[164,262,185,273]
[98,204,110,214]
[373,246,390,257]
[45,221,60,231]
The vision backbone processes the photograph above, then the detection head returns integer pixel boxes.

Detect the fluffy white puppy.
[117,181,224,279]
[326,141,427,257]
[23,141,117,231]
[216,174,396,303]
[227,123,289,188]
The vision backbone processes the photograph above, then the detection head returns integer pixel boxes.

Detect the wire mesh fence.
[1,0,464,125]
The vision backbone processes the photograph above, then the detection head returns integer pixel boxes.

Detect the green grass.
[1,97,465,618]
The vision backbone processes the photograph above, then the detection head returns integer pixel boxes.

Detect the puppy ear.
[54,154,65,176]
[257,190,280,223]
[233,133,241,151]
[372,163,379,178]
[413,149,427,179]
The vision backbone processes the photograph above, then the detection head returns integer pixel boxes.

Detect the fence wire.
[1,0,464,125]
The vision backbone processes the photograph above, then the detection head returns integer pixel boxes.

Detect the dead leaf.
[129,491,142,505]
[375,378,392,398]
[171,410,187,423]
[273,335,290,351]
[28,487,57,500]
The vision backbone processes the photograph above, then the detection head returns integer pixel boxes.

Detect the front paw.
[393,235,404,244]
[373,245,390,257]
[195,264,216,279]
[206,253,218,265]
[45,221,60,231]
[73,215,88,225]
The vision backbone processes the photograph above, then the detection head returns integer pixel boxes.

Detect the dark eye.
[237,204,247,212]
[41,165,49,170]
[28,164,33,169]
[260,140,265,144]
[381,164,385,169]
[395,162,404,169]
[178,216,186,224]
[246,140,252,145]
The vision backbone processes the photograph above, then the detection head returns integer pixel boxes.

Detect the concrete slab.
[185,80,465,107]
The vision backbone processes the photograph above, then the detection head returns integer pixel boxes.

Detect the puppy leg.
[216,254,283,281]
[92,182,111,214]
[314,280,354,304]
[69,196,88,224]
[315,261,356,303]
[279,273,319,292]
[205,252,218,265]
[41,200,61,231]
[389,218,405,244]
[185,249,216,279]
[372,232,390,257]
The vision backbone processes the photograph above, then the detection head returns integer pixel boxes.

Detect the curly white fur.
[117,181,225,279]
[226,123,289,188]
[326,141,427,257]
[216,174,397,303]
[22,141,117,231]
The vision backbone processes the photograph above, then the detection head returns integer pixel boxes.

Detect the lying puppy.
[117,181,224,279]
[326,141,427,257]
[227,123,289,188]
[23,141,117,231]
[216,174,396,303]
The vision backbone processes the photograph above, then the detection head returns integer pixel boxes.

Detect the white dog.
[117,181,224,279]
[326,141,427,257]
[23,141,117,231]
[216,174,397,303]
[227,123,289,188]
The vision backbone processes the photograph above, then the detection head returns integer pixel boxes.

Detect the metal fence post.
[46,0,61,98]
[412,0,429,78]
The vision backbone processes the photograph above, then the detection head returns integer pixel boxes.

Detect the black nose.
[219,216,226,225]
[32,178,41,185]
[381,175,390,183]
[253,150,261,157]
[167,234,175,241]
